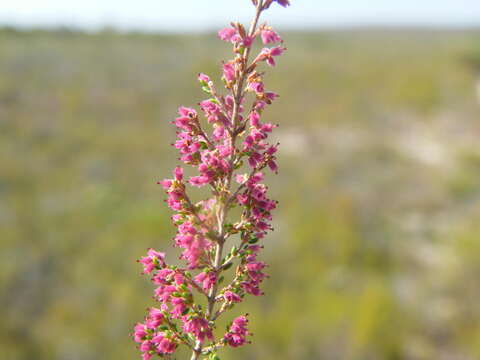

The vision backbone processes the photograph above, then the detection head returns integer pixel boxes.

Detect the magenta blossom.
[224,315,251,347]
[222,62,236,82]
[224,291,242,303]
[218,27,238,42]
[261,28,282,44]
[263,0,290,8]
[256,45,286,66]
[138,249,165,274]
[134,1,288,359]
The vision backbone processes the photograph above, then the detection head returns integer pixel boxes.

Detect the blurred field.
[1,27,480,360]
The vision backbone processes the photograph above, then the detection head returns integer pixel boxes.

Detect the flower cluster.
[133,1,288,359]
[224,316,251,348]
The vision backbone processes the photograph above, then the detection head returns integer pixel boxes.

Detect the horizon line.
[1,23,480,35]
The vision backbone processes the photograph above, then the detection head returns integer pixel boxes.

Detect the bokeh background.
[2,1,480,359]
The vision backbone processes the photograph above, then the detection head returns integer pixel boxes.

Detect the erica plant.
[133,1,289,359]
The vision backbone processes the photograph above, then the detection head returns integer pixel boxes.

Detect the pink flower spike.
[134,0,287,357]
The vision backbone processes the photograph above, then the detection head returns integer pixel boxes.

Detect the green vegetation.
[1,27,480,360]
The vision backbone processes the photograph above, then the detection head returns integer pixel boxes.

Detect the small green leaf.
[209,353,220,360]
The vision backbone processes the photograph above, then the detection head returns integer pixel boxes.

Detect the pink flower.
[276,0,290,7]
[140,340,154,352]
[242,35,254,48]
[158,179,172,190]
[183,317,213,343]
[174,106,197,131]
[171,297,187,318]
[248,152,263,168]
[133,323,147,343]
[235,174,248,184]
[200,99,222,124]
[178,106,197,118]
[248,81,264,94]
[257,46,286,66]
[261,29,282,44]
[212,126,225,141]
[265,91,279,102]
[223,62,236,82]
[224,315,250,347]
[148,307,164,323]
[173,167,183,181]
[157,336,177,354]
[249,111,260,127]
[224,291,242,303]
[270,46,285,56]
[189,175,210,187]
[152,333,178,354]
[195,271,217,291]
[142,352,152,360]
[198,73,210,84]
[138,248,165,274]
[264,0,290,7]
[218,27,237,42]
[154,284,177,304]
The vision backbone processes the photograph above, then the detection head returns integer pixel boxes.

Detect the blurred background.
[2,1,480,359]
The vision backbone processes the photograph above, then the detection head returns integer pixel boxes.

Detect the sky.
[1,0,480,32]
